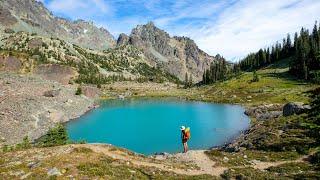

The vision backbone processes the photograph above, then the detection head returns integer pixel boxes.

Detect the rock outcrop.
[34,64,78,85]
[123,22,215,82]
[0,0,115,50]
[244,103,283,120]
[43,89,60,97]
[0,1,221,83]
[283,102,311,116]
[117,33,130,46]
[80,86,101,98]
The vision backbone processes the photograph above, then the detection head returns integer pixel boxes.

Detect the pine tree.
[184,72,189,88]
[189,74,193,87]
[240,21,320,82]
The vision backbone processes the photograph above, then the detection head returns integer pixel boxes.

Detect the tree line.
[238,21,320,82]
[201,55,240,85]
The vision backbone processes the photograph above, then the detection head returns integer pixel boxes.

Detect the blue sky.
[36,0,320,61]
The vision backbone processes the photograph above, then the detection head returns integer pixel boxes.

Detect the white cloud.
[47,0,113,20]
[187,0,320,60]
[43,0,320,61]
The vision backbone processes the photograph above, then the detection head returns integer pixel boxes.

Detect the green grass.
[77,156,216,179]
[205,149,301,167]
[221,167,281,180]
[185,58,317,105]
[267,162,311,174]
[198,70,313,105]
[72,147,93,154]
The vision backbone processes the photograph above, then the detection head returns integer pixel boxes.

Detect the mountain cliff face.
[0,0,217,83]
[118,22,215,82]
[0,0,116,50]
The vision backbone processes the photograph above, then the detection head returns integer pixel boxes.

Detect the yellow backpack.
[185,127,191,140]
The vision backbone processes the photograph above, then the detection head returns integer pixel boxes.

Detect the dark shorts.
[182,139,188,143]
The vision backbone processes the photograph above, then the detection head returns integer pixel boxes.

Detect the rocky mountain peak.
[0,0,116,50]
[117,33,130,46]
[125,22,216,82]
[0,0,217,83]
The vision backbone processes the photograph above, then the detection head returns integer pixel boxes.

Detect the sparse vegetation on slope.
[0,31,181,85]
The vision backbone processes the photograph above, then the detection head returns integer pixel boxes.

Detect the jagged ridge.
[0,0,116,50]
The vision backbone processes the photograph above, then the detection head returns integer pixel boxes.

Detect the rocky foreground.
[0,73,94,145]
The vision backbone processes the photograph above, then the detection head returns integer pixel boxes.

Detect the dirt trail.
[78,144,313,177]
[80,144,227,176]
[252,154,310,170]
[172,150,227,176]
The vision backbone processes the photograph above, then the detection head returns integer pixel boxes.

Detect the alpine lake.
[66,98,250,155]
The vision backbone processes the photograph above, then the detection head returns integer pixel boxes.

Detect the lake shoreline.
[66,97,251,156]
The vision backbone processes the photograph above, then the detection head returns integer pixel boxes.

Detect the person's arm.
[181,131,185,140]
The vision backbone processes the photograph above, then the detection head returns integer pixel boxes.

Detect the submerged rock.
[118,94,125,100]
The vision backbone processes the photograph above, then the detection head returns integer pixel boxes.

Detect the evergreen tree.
[184,72,189,88]
[202,56,231,85]
[189,74,193,87]
[252,70,259,82]
[239,21,320,82]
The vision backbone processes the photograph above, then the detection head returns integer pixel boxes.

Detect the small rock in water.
[47,167,62,176]
[118,95,125,100]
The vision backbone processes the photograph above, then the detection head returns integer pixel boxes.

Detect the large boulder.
[43,89,60,97]
[256,111,282,120]
[244,103,283,119]
[117,33,129,46]
[81,86,101,98]
[283,102,311,116]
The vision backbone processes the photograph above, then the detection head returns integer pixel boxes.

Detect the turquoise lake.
[66,99,250,155]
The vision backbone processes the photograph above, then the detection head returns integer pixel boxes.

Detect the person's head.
[180,126,186,132]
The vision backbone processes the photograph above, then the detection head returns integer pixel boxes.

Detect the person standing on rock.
[180,126,191,153]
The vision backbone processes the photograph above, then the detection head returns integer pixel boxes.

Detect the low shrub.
[36,124,68,147]
[75,86,82,95]
[311,150,320,164]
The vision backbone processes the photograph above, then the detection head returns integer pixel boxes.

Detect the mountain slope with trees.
[239,21,320,83]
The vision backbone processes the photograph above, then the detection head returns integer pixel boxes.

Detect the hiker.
[180,126,190,153]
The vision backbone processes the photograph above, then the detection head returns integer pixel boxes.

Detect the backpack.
[185,127,191,140]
